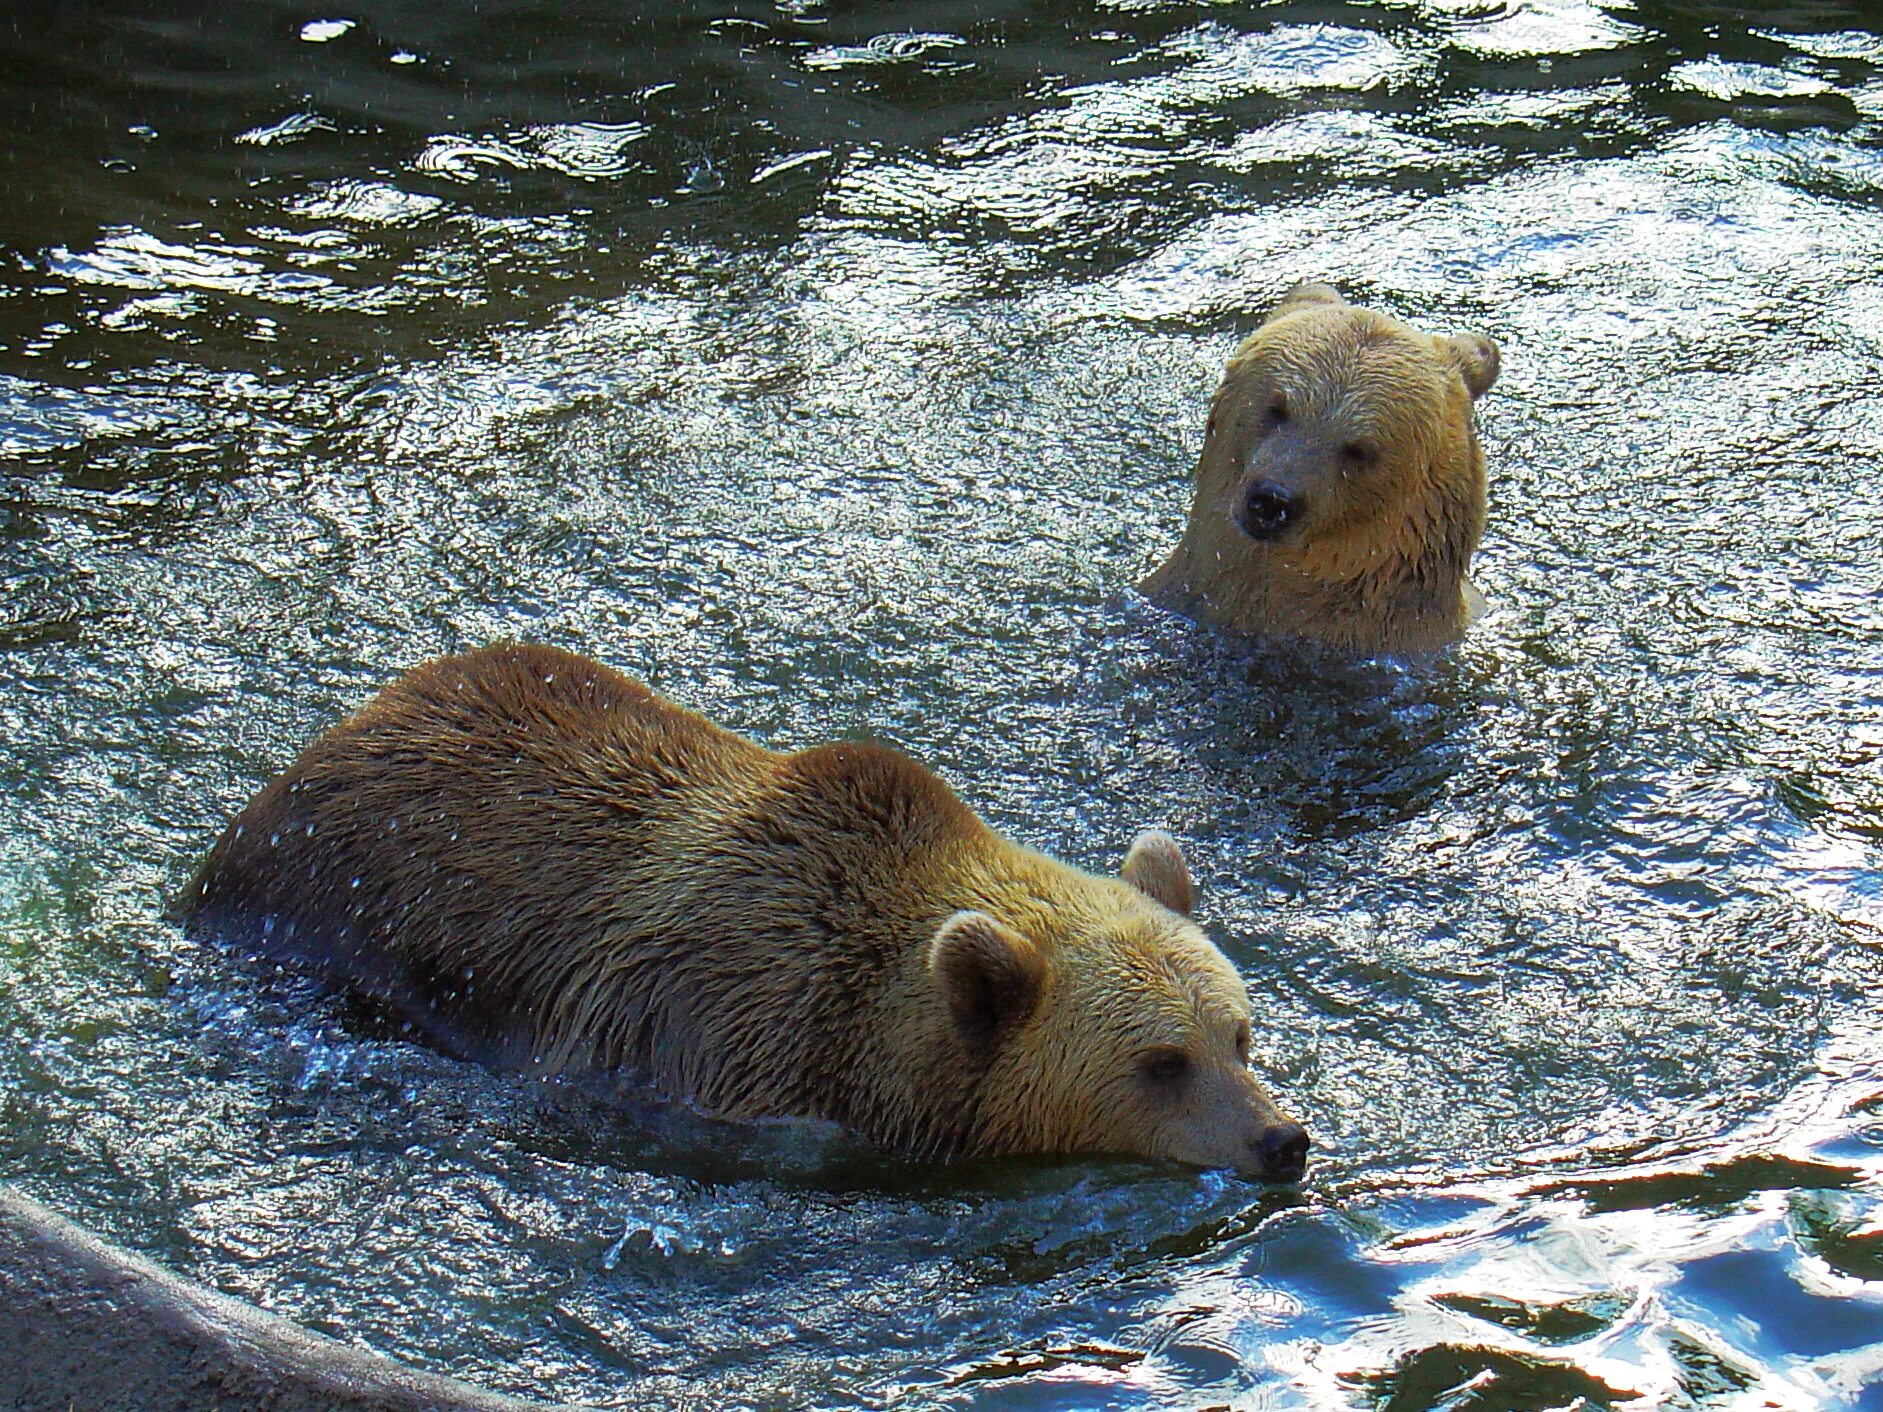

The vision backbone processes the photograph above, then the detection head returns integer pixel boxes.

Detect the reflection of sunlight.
[525,122,651,180]
[1280,1190,1846,1409]
[40,225,414,319]
[1772,832,1883,932]
[234,111,336,147]
[0,373,195,456]
[1434,0,1644,57]
[803,32,967,71]
[1231,1015,1883,1408]
[1764,31,1883,62]
[1213,110,1451,174]
[298,18,352,43]
[1158,23,1428,98]
[287,180,444,228]
[52,229,270,294]
[413,134,536,181]
[1671,60,1835,102]
[413,124,652,183]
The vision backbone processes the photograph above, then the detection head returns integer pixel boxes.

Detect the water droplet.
[601,1224,631,1270]
[300,19,354,42]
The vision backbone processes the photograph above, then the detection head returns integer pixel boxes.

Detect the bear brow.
[1104,945,1189,1004]
[1265,349,1406,434]
[1322,387,1390,438]
[1131,947,1234,1025]
[1328,350,1446,438]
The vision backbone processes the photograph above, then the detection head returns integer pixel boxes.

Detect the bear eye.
[1138,1048,1191,1088]
[1266,398,1289,428]
[1234,1022,1251,1063]
[1341,441,1375,467]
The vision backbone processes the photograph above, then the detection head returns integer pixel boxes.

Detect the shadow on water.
[2,0,1883,1406]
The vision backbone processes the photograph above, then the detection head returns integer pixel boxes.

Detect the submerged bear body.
[1141,283,1500,655]
[181,643,1307,1181]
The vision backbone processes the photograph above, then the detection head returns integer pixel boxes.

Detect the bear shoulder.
[362,641,658,732]
[780,739,983,849]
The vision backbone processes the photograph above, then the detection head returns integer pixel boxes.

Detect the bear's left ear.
[1121,830,1196,916]
[1440,333,1500,400]
[929,911,1046,1049]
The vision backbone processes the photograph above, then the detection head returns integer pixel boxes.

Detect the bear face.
[1141,283,1499,655]
[926,833,1308,1182]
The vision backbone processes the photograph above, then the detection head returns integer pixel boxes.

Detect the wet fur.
[179,643,1284,1167]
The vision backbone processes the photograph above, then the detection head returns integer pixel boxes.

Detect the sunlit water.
[2,1,1881,1406]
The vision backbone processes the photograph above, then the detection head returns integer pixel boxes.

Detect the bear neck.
[841,844,1096,1164]
[1142,446,1484,657]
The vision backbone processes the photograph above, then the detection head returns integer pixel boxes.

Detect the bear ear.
[1441,333,1500,400]
[1268,282,1346,321]
[1120,830,1196,916]
[928,911,1045,1049]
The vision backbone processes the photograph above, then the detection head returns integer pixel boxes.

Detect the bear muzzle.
[1179,1067,1311,1182]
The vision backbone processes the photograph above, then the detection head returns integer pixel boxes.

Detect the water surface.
[2,1,1881,1406]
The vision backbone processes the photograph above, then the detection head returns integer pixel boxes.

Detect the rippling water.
[2,1,1881,1406]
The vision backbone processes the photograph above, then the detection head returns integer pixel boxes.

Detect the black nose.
[1239,481,1299,541]
[1254,1122,1310,1183]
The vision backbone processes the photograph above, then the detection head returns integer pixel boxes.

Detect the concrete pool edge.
[0,1181,580,1412]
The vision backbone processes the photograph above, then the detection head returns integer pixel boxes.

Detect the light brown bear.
[1140,283,1500,655]
[180,642,1309,1182]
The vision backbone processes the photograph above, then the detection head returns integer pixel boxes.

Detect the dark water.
[3,0,1882,1405]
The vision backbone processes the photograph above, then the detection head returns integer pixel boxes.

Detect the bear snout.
[1251,1120,1310,1184]
[1237,480,1301,542]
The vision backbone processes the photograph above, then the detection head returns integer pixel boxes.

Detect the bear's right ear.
[1267,282,1346,322]
[929,911,1045,1049]
[1441,333,1501,400]
[1121,830,1196,916]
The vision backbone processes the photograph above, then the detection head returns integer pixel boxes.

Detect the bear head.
[1143,282,1500,653]
[927,831,1309,1182]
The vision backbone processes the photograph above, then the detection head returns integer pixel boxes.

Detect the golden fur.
[180,643,1307,1179]
[1141,283,1500,654]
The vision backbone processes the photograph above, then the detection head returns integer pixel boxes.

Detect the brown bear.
[1140,283,1500,655]
[179,642,1309,1182]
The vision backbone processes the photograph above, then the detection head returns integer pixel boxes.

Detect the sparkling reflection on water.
[1,1,1881,1407]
